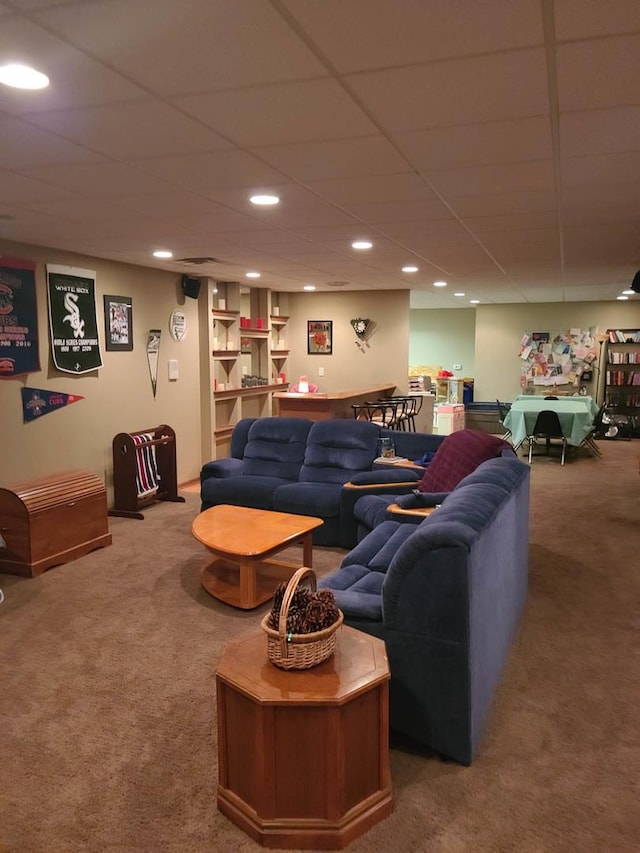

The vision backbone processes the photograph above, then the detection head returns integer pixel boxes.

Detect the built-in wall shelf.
[212,309,240,321]
[201,283,291,459]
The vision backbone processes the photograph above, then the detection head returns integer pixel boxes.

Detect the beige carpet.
[0,440,638,852]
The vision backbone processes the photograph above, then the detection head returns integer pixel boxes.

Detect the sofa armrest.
[349,469,421,486]
[200,457,244,483]
[340,478,420,548]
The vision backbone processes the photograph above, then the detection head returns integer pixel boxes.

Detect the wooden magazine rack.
[109,424,186,520]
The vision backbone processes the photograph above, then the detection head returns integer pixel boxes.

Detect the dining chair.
[527,409,567,465]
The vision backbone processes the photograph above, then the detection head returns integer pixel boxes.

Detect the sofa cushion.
[201,474,293,510]
[318,565,384,620]
[242,417,312,480]
[342,520,413,571]
[274,481,343,519]
[417,429,513,492]
[299,419,380,484]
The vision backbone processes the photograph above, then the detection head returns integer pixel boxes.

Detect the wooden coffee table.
[192,505,323,609]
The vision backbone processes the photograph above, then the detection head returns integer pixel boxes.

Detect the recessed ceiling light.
[616,295,629,300]
[433,280,447,287]
[0,63,49,89]
[250,194,279,206]
[245,271,261,279]
[153,250,173,259]
[402,265,418,273]
[470,299,480,304]
[351,240,373,250]
[454,292,465,297]
[621,289,634,295]
[303,284,316,291]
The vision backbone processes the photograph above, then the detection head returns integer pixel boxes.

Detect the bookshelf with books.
[604,329,640,435]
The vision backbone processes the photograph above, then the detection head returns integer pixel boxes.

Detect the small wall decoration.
[168,308,187,342]
[21,386,84,423]
[146,329,161,398]
[104,295,133,351]
[307,320,332,355]
[47,264,102,373]
[350,317,371,352]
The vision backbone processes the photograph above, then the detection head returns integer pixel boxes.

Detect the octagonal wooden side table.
[215,626,392,849]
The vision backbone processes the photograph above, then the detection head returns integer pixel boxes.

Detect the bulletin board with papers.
[519,328,599,391]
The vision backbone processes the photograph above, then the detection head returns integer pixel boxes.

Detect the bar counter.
[273,384,397,421]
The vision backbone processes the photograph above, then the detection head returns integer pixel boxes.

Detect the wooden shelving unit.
[199,284,291,458]
[604,328,640,436]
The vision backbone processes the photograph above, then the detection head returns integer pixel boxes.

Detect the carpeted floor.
[1,440,638,852]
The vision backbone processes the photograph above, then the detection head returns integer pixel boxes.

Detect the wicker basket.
[261,567,343,670]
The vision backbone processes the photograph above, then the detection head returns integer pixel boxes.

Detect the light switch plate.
[168,359,179,380]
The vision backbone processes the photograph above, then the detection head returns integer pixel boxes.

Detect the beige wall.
[285,290,410,393]
[0,239,203,493]
[473,302,640,402]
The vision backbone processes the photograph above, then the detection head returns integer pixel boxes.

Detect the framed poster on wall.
[307,320,332,355]
[104,295,133,351]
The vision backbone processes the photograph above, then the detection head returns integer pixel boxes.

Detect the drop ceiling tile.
[346,49,549,133]
[307,173,440,205]
[426,160,554,197]
[452,190,557,217]
[281,0,542,72]
[557,35,640,111]
[131,149,286,192]
[395,116,552,171]
[560,106,640,157]
[174,79,377,148]
[27,101,233,159]
[19,162,177,197]
[555,0,640,40]
[252,137,410,182]
[0,18,147,115]
[465,212,560,232]
[0,117,106,168]
[204,183,331,212]
[0,169,80,204]
[253,205,359,229]
[342,199,451,224]
[35,0,326,96]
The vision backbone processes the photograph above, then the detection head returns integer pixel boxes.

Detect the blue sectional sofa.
[199,417,445,547]
[319,455,531,765]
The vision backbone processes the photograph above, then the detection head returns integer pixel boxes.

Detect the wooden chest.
[0,469,112,577]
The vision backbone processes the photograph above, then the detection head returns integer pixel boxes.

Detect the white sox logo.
[63,292,85,338]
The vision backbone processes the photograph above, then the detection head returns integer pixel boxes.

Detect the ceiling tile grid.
[0,0,637,307]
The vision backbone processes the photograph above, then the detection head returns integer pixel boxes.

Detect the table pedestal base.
[216,628,392,849]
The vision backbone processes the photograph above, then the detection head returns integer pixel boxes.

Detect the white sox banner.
[47,265,102,373]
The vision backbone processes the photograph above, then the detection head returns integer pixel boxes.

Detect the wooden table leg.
[302,531,314,568]
[238,556,257,609]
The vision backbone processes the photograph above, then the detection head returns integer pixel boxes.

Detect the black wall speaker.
[181,275,201,299]
[630,270,640,294]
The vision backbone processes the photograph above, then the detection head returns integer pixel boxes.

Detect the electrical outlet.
[242,365,248,375]
[318,367,325,376]
[453,363,462,371]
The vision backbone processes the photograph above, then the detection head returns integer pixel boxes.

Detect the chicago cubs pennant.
[46,264,102,373]
[22,387,84,423]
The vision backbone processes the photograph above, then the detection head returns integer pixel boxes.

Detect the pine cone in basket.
[267,585,339,635]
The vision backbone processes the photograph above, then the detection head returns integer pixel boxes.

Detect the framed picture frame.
[104,295,133,351]
[307,320,332,355]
